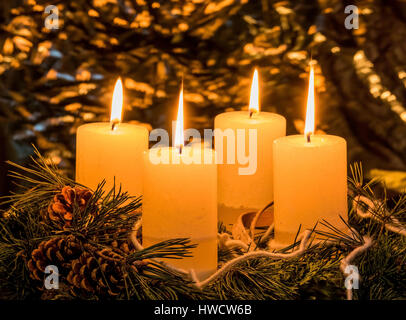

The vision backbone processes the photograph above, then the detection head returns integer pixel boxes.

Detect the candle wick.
[249,110,254,118]
[111,120,119,131]
[179,144,183,155]
[306,133,311,143]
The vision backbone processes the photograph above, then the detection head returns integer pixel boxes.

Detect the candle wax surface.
[76,122,148,197]
[142,147,217,279]
[215,111,286,227]
[273,134,348,247]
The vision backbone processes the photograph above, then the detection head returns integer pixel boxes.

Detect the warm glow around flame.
[174,84,184,150]
[110,77,123,124]
[249,68,259,114]
[304,65,315,139]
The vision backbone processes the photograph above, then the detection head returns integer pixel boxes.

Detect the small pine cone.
[90,226,135,257]
[46,186,92,228]
[100,228,134,255]
[27,235,82,284]
[67,249,126,297]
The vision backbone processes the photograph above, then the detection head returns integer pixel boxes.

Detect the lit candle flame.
[249,68,259,116]
[304,64,315,141]
[174,83,184,152]
[110,77,123,125]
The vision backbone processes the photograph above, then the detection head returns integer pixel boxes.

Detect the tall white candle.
[272,64,347,247]
[142,85,217,279]
[214,69,286,227]
[76,78,148,196]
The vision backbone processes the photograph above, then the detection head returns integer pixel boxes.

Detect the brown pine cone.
[67,248,126,297]
[27,235,82,284]
[97,228,134,254]
[46,186,93,228]
[67,244,148,297]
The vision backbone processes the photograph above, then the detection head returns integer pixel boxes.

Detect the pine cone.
[67,248,126,297]
[27,235,82,284]
[67,241,148,297]
[97,228,134,254]
[46,186,93,228]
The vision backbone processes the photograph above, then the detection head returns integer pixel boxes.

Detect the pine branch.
[127,238,196,262]
[1,145,74,210]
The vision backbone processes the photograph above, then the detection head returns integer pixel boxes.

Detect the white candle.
[142,85,217,279]
[272,64,347,247]
[214,69,286,227]
[76,78,148,196]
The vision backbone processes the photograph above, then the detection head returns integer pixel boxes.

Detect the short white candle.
[76,78,148,196]
[214,69,286,227]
